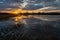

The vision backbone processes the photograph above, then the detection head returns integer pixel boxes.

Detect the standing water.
[0,15,60,40]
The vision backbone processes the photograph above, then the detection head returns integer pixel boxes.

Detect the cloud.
[0,0,60,10]
[20,0,60,10]
[0,0,20,10]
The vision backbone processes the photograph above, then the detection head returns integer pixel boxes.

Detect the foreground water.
[0,15,60,40]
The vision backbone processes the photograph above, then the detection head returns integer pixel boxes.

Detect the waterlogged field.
[0,15,60,40]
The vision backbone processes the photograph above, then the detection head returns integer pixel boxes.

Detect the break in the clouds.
[0,0,60,10]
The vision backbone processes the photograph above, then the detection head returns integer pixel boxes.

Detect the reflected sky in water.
[0,15,60,40]
[0,15,60,28]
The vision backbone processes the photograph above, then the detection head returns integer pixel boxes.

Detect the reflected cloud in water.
[0,15,60,40]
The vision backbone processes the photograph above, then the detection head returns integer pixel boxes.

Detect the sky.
[0,0,60,10]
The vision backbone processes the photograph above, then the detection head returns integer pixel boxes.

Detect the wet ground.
[0,15,60,40]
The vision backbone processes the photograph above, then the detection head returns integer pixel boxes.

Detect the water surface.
[0,15,60,40]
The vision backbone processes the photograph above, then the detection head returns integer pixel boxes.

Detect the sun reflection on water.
[13,15,34,26]
[13,15,27,25]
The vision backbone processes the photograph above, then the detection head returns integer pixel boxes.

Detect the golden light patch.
[13,11,19,14]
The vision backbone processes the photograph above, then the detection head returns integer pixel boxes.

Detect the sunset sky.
[0,0,60,12]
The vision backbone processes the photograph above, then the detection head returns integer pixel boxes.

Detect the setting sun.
[13,11,19,14]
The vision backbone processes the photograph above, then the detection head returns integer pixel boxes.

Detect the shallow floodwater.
[0,15,60,40]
